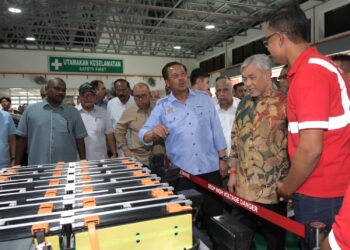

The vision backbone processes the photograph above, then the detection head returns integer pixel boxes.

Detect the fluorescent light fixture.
[205,24,215,30]
[173,46,181,50]
[25,37,35,41]
[8,7,22,13]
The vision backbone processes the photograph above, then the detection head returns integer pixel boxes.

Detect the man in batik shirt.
[228,54,289,250]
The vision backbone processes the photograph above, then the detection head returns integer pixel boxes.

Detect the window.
[325,4,350,37]
[200,54,225,72]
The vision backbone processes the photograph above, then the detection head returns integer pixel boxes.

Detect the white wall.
[0,49,196,90]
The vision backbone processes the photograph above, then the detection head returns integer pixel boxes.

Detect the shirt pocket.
[94,117,105,134]
[164,112,185,133]
[194,106,210,122]
[56,116,69,133]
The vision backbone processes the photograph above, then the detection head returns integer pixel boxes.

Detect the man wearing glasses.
[139,62,227,230]
[264,3,350,249]
[116,82,155,166]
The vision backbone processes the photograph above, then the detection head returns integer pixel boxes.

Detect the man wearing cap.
[77,83,116,160]
[16,78,88,165]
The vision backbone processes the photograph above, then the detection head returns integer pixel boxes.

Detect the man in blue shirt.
[0,111,16,168]
[139,62,227,228]
[16,78,88,165]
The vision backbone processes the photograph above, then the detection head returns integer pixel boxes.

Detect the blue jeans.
[293,193,343,249]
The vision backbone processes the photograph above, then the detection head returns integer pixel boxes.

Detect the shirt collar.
[42,99,65,110]
[168,88,193,103]
[288,47,317,79]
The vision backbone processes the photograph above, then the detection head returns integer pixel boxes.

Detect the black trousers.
[174,170,223,229]
[230,202,287,250]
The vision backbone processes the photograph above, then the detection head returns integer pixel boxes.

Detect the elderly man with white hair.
[228,54,289,250]
[215,77,240,157]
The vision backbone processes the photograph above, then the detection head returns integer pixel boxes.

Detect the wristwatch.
[219,155,229,161]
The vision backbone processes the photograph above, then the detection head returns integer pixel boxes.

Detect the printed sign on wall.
[49,56,123,73]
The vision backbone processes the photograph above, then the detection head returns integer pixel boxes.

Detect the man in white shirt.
[215,77,240,156]
[107,79,135,129]
[77,83,116,160]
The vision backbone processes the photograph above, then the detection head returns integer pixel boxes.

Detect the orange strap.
[151,189,174,198]
[55,165,64,171]
[84,216,100,250]
[122,159,132,164]
[80,169,89,174]
[52,171,61,177]
[32,222,49,235]
[80,160,88,166]
[140,179,160,186]
[38,203,54,214]
[127,165,139,169]
[49,179,60,186]
[44,189,57,198]
[132,171,147,177]
[166,203,192,213]
[1,169,17,175]
[82,185,93,193]
[81,175,91,182]
[0,176,9,182]
[83,197,96,208]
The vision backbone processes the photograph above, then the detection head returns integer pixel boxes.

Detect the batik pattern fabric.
[230,87,289,204]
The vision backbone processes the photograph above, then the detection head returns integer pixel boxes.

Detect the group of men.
[140,3,350,250]
[1,2,350,249]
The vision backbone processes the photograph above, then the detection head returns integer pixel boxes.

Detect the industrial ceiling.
[0,0,309,58]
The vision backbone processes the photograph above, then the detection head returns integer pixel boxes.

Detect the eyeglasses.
[278,74,288,80]
[262,32,288,47]
[134,94,148,101]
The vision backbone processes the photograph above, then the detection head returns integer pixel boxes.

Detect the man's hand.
[219,160,228,178]
[152,124,169,139]
[122,148,134,157]
[228,172,236,193]
[277,184,293,202]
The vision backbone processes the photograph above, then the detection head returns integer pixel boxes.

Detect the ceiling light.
[173,46,181,50]
[26,37,35,41]
[205,24,215,30]
[8,7,22,13]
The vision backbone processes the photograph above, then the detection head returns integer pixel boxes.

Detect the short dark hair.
[162,62,187,80]
[90,80,104,90]
[233,82,244,92]
[113,78,131,90]
[190,68,209,86]
[0,96,11,103]
[266,3,308,43]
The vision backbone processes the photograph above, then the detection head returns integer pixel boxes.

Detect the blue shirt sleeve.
[7,114,16,135]
[139,102,163,145]
[208,97,227,152]
[17,109,28,137]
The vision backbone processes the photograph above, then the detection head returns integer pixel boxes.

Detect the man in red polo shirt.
[264,3,350,249]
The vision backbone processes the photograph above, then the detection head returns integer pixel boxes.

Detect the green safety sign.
[48,56,123,73]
